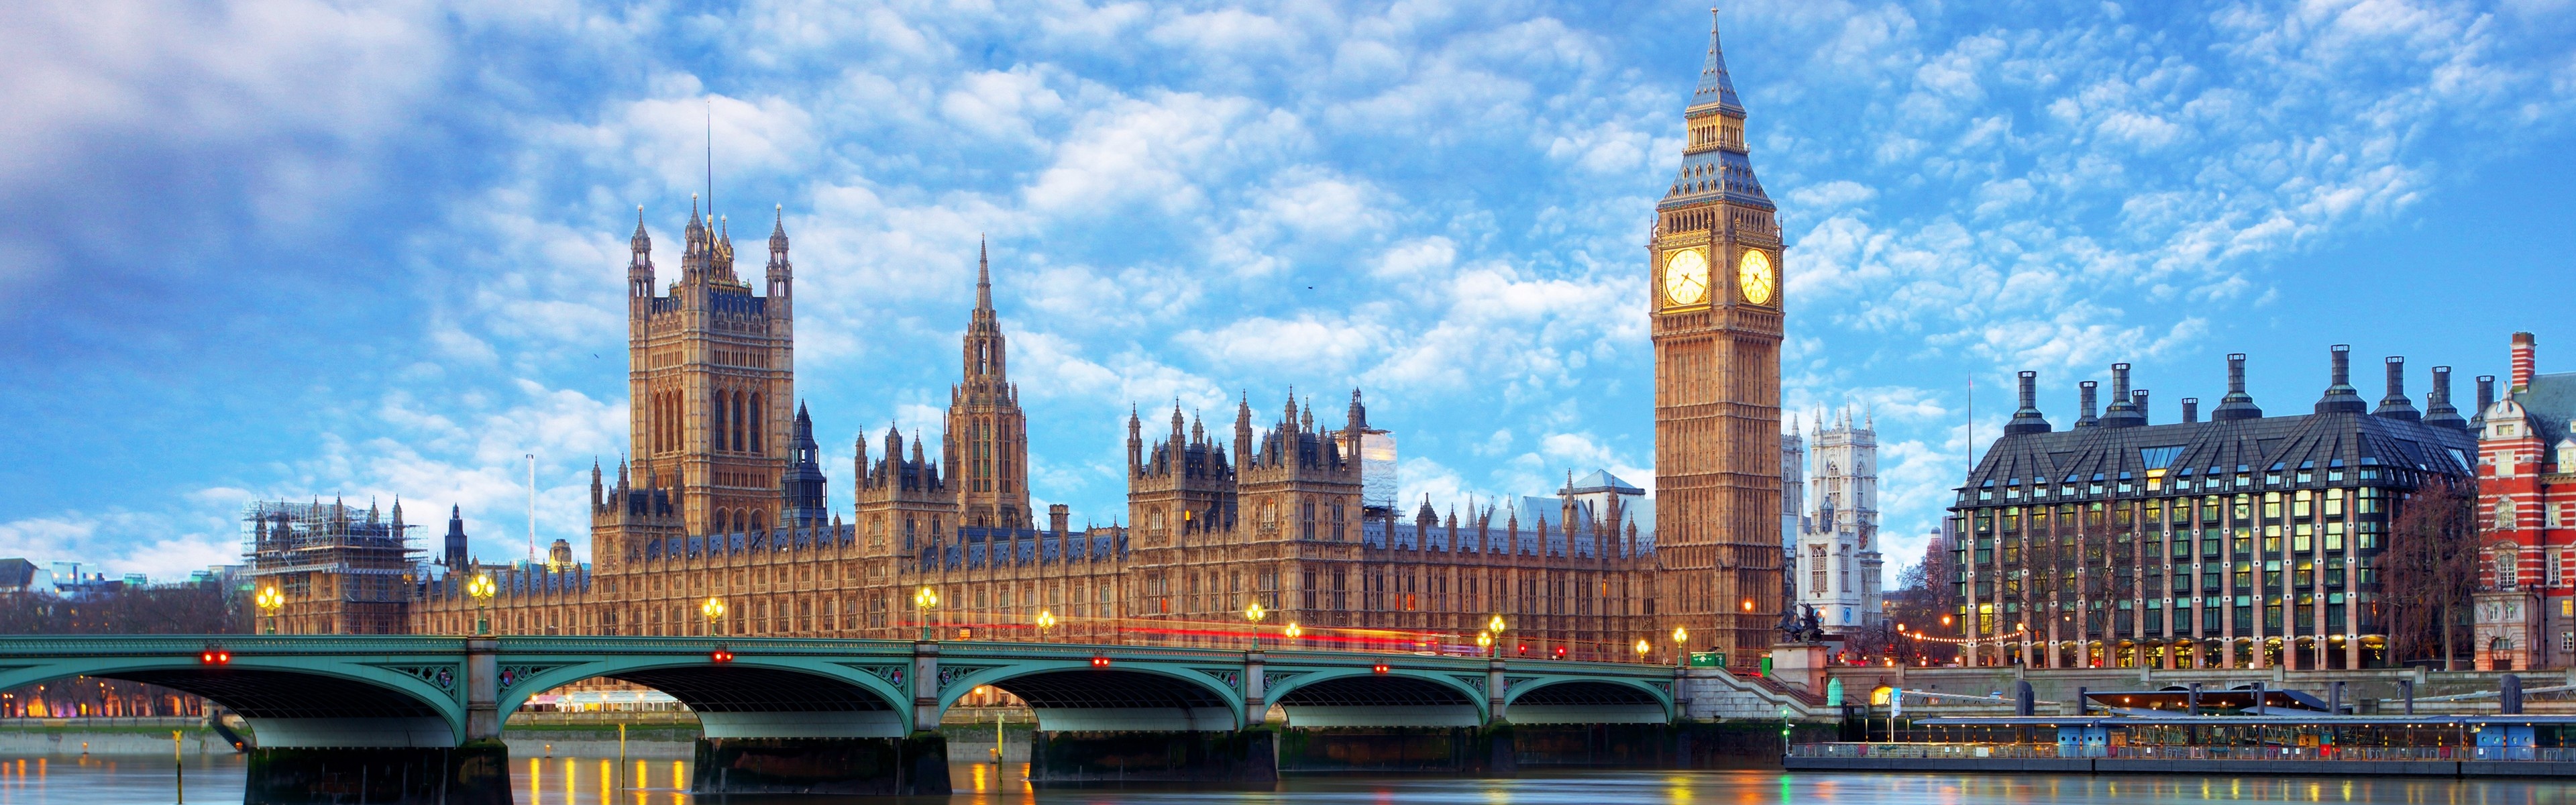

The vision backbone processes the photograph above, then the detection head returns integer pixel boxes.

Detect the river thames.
[1,753,2572,805]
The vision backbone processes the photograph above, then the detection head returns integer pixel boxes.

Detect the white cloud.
[12,1,2574,597]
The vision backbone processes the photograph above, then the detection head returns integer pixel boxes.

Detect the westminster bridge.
[0,635,1823,802]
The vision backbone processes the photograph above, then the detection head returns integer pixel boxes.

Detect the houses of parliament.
[392,19,1786,665]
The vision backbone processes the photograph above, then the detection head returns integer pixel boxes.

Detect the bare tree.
[2383,476,2477,669]
[2080,531,2137,667]
[0,584,242,635]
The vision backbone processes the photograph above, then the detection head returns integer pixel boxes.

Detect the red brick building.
[2474,331,2575,669]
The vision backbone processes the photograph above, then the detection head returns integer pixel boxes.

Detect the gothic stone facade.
[416,23,1780,665]
[1648,15,1787,664]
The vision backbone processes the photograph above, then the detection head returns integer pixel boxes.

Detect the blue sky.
[3,0,2571,580]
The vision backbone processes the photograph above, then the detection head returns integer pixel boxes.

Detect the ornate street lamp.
[1036,608,1057,641]
[1485,615,1507,659]
[700,596,727,637]
[1477,631,1493,655]
[1284,622,1303,642]
[1244,600,1268,649]
[466,573,496,635]
[1634,639,1652,661]
[1672,626,1689,666]
[913,586,940,641]
[255,586,284,635]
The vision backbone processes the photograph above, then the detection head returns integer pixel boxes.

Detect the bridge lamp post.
[254,586,284,635]
[467,573,496,635]
[1485,615,1506,659]
[1244,601,1267,649]
[1672,627,1689,667]
[914,586,940,641]
[1036,609,1057,641]
[1634,639,1651,662]
[1477,631,1492,657]
[700,596,727,637]
[1284,622,1302,643]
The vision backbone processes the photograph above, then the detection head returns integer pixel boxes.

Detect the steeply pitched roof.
[1691,12,1744,113]
[1568,469,1645,495]
[2504,371,2576,445]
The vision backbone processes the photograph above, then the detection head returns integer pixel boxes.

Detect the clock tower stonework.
[1651,14,1784,667]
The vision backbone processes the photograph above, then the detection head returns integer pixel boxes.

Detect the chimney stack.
[2316,344,2367,414]
[2005,371,2053,435]
[2375,356,2419,421]
[2511,332,2536,391]
[2424,366,2466,429]
[2475,375,2497,427]
[2131,390,2150,425]
[2212,354,2264,421]
[2101,364,2147,427]
[2076,381,2101,428]
[2182,397,2200,423]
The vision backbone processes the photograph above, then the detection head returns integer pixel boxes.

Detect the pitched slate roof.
[2504,372,2576,446]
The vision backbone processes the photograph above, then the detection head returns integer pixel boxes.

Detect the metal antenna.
[526,453,537,565]
[706,99,713,219]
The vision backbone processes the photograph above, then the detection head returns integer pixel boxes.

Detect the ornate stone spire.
[976,235,993,313]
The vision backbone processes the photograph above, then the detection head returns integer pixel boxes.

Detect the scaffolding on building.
[241,500,422,635]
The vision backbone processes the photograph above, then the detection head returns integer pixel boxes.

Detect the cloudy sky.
[3,0,2571,582]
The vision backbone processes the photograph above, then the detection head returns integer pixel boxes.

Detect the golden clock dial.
[1662,248,1709,307]
[1737,248,1775,306]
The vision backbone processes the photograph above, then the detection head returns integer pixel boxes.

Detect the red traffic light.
[1553,647,1566,658]
[199,646,229,665]
[710,648,735,663]
[1090,655,1111,668]
[1371,662,1389,674]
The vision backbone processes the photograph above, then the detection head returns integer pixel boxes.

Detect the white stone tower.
[1798,405,1884,633]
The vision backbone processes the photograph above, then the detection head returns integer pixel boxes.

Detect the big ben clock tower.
[1652,11,1784,667]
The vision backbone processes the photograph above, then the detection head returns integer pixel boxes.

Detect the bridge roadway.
[0,635,1685,802]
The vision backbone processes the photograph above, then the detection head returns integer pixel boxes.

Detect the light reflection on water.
[0,753,2569,805]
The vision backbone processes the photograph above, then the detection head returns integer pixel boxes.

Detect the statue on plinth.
[1776,603,1826,644]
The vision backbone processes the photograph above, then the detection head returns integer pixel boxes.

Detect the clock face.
[1662,248,1709,307]
[1737,248,1775,306]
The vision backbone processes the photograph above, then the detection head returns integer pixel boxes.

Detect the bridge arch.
[0,654,465,747]
[936,660,1240,732]
[1266,669,1486,728]
[1501,678,1671,724]
[500,655,911,739]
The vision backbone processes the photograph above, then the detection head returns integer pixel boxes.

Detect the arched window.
[731,390,746,453]
[749,393,764,453]
[710,389,727,452]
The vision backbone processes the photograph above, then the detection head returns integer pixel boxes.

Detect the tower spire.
[1693,8,1744,113]
[976,235,993,312]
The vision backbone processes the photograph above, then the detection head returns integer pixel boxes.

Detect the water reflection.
[0,753,2570,805]
[0,753,246,805]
